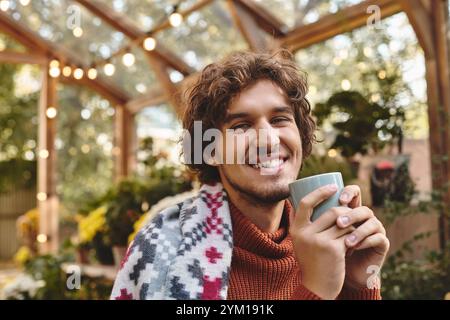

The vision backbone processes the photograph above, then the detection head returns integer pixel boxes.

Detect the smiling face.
[216,79,303,205]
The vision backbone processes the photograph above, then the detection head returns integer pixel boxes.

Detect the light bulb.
[62,66,72,77]
[104,63,115,76]
[39,149,49,159]
[122,52,135,67]
[87,68,97,80]
[36,192,47,201]
[50,59,60,68]
[49,67,60,78]
[37,234,48,243]
[169,12,183,27]
[46,107,57,119]
[143,37,156,51]
[73,27,83,38]
[0,0,10,12]
[73,68,84,80]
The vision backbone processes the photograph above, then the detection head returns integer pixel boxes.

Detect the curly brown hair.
[181,50,316,184]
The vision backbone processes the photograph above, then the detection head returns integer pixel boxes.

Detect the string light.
[50,59,60,68]
[64,3,187,74]
[49,66,60,78]
[36,192,47,201]
[37,234,48,243]
[122,52,135,67]
[104,62,115,76]
[0,0,10,12]
[62,66,72,77]
[38,149,49,159]
[87,67,98,80]
[46,107,57,119]
[341,79,351,91]
[328,149,338,158]
[48,60,60,78]
[143,37,156,51]
[169,12,183,27]
[378,70,387,79]
[72,27,83,38]
[73,67,84,80]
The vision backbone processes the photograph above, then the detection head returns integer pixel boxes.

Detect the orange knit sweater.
[226,200,381,300]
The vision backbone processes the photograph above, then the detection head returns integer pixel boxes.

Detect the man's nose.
[252,121,280,156]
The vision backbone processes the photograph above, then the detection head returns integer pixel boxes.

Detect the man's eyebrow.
[223,106,294,124]
[272,106,294,115]
[224,112,250,124]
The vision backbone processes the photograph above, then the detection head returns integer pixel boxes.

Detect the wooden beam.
[279,0,402,51]
[431,0,450,247]
[0,11,129,106]
[74,0,195,76]
[126,86,166,115]
[38,63,59,254]
[114,105,135,179]
[399,0,435,59]
[0,50,47,65]
[60,76,128,108]
[234,0,288,37]
[151,0,214,35]
[419,0,432,14]
[126,72,200,115]
[424,58,445,202]
[145,55,183,117]
[227,0,268,52]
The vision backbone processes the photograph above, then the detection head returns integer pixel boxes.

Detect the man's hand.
[337,186,390,290]
[290,184,354,299]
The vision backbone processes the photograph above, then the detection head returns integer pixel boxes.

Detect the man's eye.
[231,123,250,131]
[271,117,290,125]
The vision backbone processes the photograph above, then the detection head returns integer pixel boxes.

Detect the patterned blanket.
[110,183,234,300]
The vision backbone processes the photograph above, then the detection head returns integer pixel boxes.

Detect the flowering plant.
[77,206,107,245]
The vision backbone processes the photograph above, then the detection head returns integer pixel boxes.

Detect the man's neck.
[222,184,286,233]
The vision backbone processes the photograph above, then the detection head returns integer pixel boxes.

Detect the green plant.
[381,236,450,300]
[22,254,74,300]
[315,91,405,158]
[379,187,450,299]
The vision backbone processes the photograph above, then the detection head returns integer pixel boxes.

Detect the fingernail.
[339,215,350,226]
[346,234,357,244]
[327,184,338,192]
[340,193,349,202]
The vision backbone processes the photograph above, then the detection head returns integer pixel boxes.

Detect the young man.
[111,50,390,300]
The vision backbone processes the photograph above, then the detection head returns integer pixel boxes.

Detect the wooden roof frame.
[0,11,130,106]
[279,0,403,51]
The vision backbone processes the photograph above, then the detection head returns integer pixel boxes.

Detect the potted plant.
[77,206,114,265]
[102,179,146,266]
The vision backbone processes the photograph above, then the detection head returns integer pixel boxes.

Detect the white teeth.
[250,159,284,169]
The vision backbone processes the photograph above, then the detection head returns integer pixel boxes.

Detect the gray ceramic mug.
[289,172,345,222]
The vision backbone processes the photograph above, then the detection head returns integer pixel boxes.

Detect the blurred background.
[0,0,449,300]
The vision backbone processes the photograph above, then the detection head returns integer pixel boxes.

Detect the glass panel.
[56,84,114,217]
[7,0,125,63]
[135,103,183,171]
[99,0,198,32]
[255,0,363,29]
[0,33,27,52]
[156,0,248,70]
[295,12,428,141]
[135,103,181,140]
[99,46,158,97]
